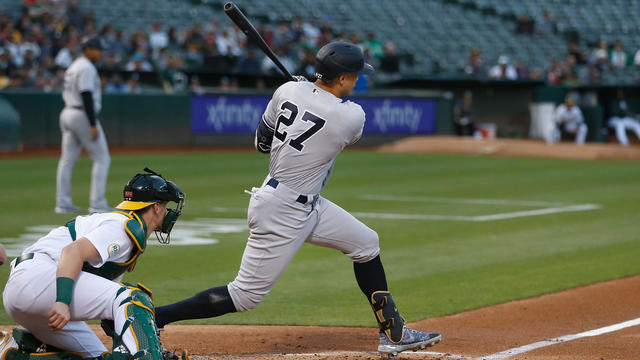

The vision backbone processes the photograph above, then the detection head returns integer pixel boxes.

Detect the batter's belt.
[266,178,318,205]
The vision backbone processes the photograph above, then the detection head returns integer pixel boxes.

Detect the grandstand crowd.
[1,0,640,93]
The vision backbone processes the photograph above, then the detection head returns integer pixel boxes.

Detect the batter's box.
[353,195,601,222]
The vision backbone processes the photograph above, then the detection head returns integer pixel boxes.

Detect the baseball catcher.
[0,169,186,360]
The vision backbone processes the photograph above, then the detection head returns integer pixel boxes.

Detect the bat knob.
[224,2,235,11]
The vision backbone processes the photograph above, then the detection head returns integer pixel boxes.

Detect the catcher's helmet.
[116,168,185,243]
[314,41,374,81]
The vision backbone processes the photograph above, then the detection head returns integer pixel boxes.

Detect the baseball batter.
[56,37,112,214]
[1,169,186,360]
[154,41,441,356]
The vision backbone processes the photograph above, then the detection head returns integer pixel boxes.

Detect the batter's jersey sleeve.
[262,85,284,128]
[77,67,96,93]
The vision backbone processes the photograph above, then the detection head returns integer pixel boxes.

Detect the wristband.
[56,277,75,305]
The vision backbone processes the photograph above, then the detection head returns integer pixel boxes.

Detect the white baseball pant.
[3,253,138,357]
[227,177,380,312]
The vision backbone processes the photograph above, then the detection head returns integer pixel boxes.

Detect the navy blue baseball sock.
[353,255,388,299]
[155,286,236,328]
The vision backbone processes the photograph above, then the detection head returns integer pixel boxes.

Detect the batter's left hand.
[292,75,308,82]
[49,302,71,331]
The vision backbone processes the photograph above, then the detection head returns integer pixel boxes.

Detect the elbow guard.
[255,117,274,153]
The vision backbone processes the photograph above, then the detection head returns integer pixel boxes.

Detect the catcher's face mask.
[156,180,185,244]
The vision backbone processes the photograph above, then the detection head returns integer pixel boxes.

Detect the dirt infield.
[3,276,637,359]
[378,136,640,160]
[153,275,640,359]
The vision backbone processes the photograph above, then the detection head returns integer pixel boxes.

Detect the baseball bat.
[223,2,295,81]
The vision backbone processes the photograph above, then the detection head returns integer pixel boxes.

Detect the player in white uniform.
[549,95,588,145]
[56,37,112,214]
[153,41,441,356]
[1,169,186,360]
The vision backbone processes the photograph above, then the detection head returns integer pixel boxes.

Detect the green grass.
[0,151,639,327]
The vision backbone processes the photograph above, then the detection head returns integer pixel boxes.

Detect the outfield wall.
[1,85,637,150]
[0,90,453,149]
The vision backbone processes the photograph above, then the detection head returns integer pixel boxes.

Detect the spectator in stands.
[66,0,83,29]
[261,47,295,76]
[610,40,630,68]
[234,48,261,75]
[161,55,187,93]
[364,31,383,60]
[100,52,119,71]
[549,94,587,145]
[453,91,477,137]
[633,47,640,68]
[380,42,400,73]
[568,42,586,65]
[488,55,517,80]
[105,73,128,93]
[189,75,204,95]
[295,47,316,80]
[608,88,640,146]
[515,61,530,79]
[54,41,74,69]
[216,29,241,56]
[125,51,153,72]
[149,23,168,54]
[536,10,556,35]
[301,19,320,47]
[464,49,486,78]
[166,27,181,52]
[591,40,610,71]
[126,72,142,94]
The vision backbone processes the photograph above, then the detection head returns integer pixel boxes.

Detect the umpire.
[55,37,112,214]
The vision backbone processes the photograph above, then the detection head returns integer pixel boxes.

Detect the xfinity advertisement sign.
[191,94,436,134]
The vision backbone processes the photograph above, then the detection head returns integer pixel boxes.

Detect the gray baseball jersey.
[56,56,111,213]
[227,81,379,312]
[62,56,102,113]
[263,81,365,194]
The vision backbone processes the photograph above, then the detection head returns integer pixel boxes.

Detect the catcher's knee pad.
[112,284,162,360]
[370,291,405,343]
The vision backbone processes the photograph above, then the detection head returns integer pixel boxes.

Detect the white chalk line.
[353,204,601,222]
[194,350,471,359]
[359,195,569,207]
[478,317,640,359]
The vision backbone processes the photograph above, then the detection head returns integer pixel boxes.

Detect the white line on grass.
[359,195,569,207]
[353,203,600,222]
[478,317,640,359]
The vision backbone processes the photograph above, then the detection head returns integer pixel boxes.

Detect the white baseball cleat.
[55,205,82,214]
[0,331,19,359]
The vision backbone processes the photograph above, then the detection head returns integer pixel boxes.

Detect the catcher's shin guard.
[0,329,83,360]
[370,291,405,343]
[112,284,163,360]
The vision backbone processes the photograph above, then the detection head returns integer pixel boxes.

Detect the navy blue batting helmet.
[314,41,374,81]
